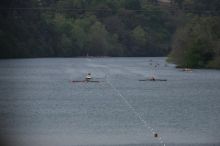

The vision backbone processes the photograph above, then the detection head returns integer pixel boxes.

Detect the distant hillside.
[168,0,220,69]
[0,0,175,58]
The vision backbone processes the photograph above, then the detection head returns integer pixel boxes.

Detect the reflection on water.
[0,57,220,146]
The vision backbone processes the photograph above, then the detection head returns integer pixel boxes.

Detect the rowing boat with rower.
[139,79,167,81]
[72,80,100,83]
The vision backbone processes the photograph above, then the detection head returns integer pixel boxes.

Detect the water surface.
[0,57,220,146]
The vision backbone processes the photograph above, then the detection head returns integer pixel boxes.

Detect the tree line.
[0,0,220,69]
[168,0,220,69]
[0,0,174,58]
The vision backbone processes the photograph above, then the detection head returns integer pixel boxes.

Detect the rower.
[149,76,156,81]
[85,73,92,81]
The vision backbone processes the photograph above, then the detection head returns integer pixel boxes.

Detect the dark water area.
[0,57,220,146]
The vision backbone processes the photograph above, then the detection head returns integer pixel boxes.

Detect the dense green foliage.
[0,0,174,58]
[169,0,220,68]
[1,0,220,69]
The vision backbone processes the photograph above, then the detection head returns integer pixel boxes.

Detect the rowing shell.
[72,80,100,83]
[139,79,167,81]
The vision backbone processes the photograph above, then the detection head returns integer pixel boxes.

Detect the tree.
[131,25,147,47]
[169,16,220,68]
[87,21,111,56]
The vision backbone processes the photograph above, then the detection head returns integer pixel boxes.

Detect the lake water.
[0,57,220,146]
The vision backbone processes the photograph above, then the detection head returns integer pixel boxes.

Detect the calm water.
[0,57,220,146]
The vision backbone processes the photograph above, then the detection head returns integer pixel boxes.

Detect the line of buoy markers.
[74,58,167,146]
